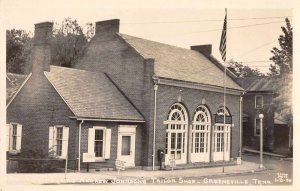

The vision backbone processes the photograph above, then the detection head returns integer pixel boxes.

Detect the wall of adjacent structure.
[242,93,274,151]
[6,71,78,160]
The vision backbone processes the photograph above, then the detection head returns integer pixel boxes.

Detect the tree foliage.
[269,18,293,126]
[269,18,293,76]
[227,59,265,77]
[6,29,33,74]
[6,18,94,73]
[51,18,94,67]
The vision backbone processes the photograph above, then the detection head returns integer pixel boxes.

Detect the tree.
[269,18,293,131]
[51,18,94,67]
[227,59,265,77]
[269,18,293,76]
[6,29,33,74]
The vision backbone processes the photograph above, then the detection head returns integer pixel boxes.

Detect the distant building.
[7,20,244,171]
[237,77,291,156]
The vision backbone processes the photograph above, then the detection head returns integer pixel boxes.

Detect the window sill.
[7,150,20,155]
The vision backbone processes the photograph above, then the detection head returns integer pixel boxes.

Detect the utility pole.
[259,113,264,169]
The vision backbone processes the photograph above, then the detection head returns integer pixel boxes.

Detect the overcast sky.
[0,0,295,73]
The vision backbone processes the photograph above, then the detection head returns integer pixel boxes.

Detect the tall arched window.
[191,105,211,162]
[212,106,232,161]
[165,103,188,165]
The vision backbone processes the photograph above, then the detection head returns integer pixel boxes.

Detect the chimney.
[95,19,120,36]
[191,44,212,56]
[31,22,53,74]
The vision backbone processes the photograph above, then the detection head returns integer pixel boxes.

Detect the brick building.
[237,77,291,156]
[6,19,244,171]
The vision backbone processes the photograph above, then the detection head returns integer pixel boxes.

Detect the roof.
[6,73,28,103]
[45,66,144,121]
[119,34,243,91]
[274,112,288,125]
[236,77,277,92]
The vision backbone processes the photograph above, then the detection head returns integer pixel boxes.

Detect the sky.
[0,0,295,74]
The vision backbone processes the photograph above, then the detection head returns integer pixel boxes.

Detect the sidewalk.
[6,160,268,185]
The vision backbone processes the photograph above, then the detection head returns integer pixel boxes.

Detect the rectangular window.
[121,136,131,155]
[255,118,261,136]
[255,95,263,108]
[88,126,111,160]
[94,130,104,157]
[12,124,17,150]
[7,123,22,152]
[48,126,69,159]
[56,127,63,156]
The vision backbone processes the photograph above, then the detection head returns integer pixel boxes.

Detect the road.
[151,153,293,185]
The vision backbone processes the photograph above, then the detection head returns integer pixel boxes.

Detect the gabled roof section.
[6,73,31,106]
[45,66,144,121]
[236,77,277,92]
[119,33,243,91]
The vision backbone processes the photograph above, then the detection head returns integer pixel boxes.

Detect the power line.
[235,40,278,58]
[188,20,288,33]
[123,16,292,24]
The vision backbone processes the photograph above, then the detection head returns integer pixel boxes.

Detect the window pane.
[56,127,63,156]
[121,136,131,155]
[95,141,103,157]
[255,119,261,135]
[94,130,104,157]
[95,130,103,140]
[256,96,263,108]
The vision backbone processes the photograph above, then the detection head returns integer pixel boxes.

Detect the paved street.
[196,153,293,185]
[5,153,293,186]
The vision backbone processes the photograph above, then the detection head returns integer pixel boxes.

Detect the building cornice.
[154,76,244,95]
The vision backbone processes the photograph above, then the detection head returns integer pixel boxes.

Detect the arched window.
[212,106,232,161]
[216,106,231,116]
[191,105,211,162]
[165,103,188,164]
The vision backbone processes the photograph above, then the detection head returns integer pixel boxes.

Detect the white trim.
[155,77,243,95]
[255,95,264,109]
[75,117,145,123]
[6,73,32,109]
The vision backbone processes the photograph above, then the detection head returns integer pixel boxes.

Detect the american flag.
[219,10,227,62]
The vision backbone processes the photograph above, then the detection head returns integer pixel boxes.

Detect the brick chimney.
[31,22,53,74]
[191,44,212,56]
[95,19,120,36]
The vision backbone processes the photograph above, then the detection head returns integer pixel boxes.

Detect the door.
[117,125,136,167]
[212,124,230,161]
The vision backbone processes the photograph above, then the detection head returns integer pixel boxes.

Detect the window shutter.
[49,126,56,155]
[6,124,11,151]
[88,128,95,154]
[104,129,111,159]
[16,124,22,152]
[61,127,69,159]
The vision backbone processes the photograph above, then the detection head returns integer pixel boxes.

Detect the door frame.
[117,125,136,167]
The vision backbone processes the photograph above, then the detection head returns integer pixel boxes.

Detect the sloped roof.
[236,77,277,92]
[45,66,144,121]
[119,34,243,91]
[6,73,28,103]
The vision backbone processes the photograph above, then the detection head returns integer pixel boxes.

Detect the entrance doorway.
[164,103,188,165]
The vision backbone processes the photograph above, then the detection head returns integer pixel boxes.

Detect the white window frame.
[254,118,261,136]
[6,123,22,153]
[49,126,69,159]
[88,126,111,162]
[255,95,263,109]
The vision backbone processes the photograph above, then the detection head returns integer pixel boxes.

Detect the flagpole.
[222,8,227,174]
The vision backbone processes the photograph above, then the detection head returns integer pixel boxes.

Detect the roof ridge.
[119,33,198,52]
